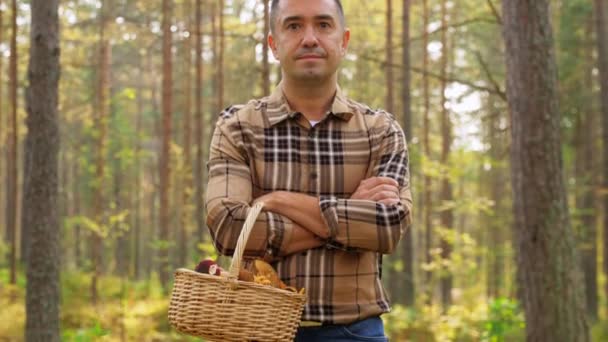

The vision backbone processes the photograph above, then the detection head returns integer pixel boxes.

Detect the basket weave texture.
[168,202,306,341]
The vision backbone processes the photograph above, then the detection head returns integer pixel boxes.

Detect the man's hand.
[283,224,326,256]
[253,191,330,239]
[350,177,400,205]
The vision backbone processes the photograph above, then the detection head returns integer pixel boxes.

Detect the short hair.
[269,0,346,34]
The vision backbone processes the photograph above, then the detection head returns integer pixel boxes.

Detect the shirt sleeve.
[205,110,294,259]
[319,116,412,254]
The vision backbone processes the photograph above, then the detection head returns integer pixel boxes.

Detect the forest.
[1,0,607,341]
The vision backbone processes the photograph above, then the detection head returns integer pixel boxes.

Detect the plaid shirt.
[205,84,412,324]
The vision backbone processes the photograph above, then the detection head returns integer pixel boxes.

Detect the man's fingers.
[368,184,399,196]
[351,178,400,201]
[360,177,399,189]
[370,190,399,202]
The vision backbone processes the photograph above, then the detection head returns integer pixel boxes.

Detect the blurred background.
[1,0,606,340]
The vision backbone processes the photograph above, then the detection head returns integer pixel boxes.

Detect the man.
[205,0,412,340]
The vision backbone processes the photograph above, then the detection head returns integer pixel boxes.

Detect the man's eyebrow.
[282,15,304,24]
[314,14,335,22]
[282,14,336,24]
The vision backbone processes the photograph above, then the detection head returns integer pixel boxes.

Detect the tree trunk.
[24,0,61,340]
[502,0,589,340]
[385,0,394,114]
[400,0,415,307]
[7,0,18,285]
[439,0,453,310]
[384,0,400,305]
[73,159,82,269]
[574,16,598,322]
[195,0,205,244]
[91,0,111,304]
[575,98,598,322]
[145,49,159,281]
[133,54,144,279]
[262,0,270,96]
[594,0,608,320]
[422,0,433,304]
[113,137,128,276]
[0,3,4,247]
[58,146,68,267]
[218,0,224,111]
[179,0,193,269]
[159,0,173,290]
[146,161,157,279]
[486,97,504,299]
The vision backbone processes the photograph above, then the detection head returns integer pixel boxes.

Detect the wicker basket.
[168,202,306,342]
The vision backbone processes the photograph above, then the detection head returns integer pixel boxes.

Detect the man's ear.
[268,34,279,60]
[341,29,351,56]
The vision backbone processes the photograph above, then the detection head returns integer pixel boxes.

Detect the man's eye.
[319,22,331,29]
[287,23,300,30]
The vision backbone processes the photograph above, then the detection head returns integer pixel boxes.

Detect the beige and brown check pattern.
[205,83,412,324]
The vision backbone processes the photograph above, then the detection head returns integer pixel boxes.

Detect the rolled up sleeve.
[205,112,294,258]
[319,118,412,254]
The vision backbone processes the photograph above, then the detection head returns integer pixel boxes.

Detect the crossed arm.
[205,115,412,259]
[253,177,401,256]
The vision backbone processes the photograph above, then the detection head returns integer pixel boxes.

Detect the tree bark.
[575,96,598,322]
[133,54,144,279]
[7,0,18,285]
[384,0,400,305]
[422,0,434,304]
[159,0,173,290]
[486,96,504,299]
[91,0,111,304]
[0,3,4,247]
[195,0,205,245]
[262,0,270,96]
[575,15,598,322]
[400,0,415,307]
[385,0,394,114]
[73,159,82,269]
[144,48,159,280]
[594,0,608,320]
[218,0,225,111]
[113,128,128,276]
[439,0,453,310]
[502,0,589,340]
[180,0,193,268]
[59,144,68,265]
[24,0,61,340]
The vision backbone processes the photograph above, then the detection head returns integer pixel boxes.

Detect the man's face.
[269,0,350,84]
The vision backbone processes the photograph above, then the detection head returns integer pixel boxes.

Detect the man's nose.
[301,26,319,47]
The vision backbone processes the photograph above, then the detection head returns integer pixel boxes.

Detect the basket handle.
[227,201,265,280]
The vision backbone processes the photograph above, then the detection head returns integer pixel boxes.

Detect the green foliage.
[591,321,608,342]
[0,240,7,267]
[64,211,130,240]
[62,321,110,342]
[4,0,601,340]
[0,269,202,341]
[0,266,27,289]
[197,240,220,261]
[483,297,525,342]
[384,298,525,342]
[0,284,25,340]
[150,239,176,252]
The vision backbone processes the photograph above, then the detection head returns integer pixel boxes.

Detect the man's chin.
[292,71,329,83]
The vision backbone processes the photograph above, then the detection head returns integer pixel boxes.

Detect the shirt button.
[310,172,318,180]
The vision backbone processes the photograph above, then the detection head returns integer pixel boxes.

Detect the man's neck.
[281,77,338,122]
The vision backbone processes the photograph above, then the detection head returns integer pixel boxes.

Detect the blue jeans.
[294,316,388,341]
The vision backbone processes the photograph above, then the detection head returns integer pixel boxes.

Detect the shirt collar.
[264,82,354,126]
